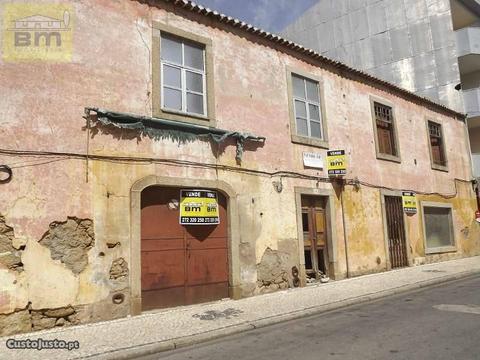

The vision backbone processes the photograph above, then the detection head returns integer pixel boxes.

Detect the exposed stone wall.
[0,215,24,271]
[39,217,94,275]
[0,298,130,336]
[109,258,128,281]
[0,308,31,336]
[256,248,291,293]
[0,215,131,337]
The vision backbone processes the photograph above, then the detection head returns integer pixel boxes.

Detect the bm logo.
[3,4,73,62]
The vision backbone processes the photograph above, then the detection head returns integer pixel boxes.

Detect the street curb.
[87,269,480,360]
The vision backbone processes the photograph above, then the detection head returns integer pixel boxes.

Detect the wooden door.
[385,196,408,269]
[301,196,328,278]
[141,187,229,311]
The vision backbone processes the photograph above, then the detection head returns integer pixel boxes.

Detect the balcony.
[463,87,480,119]
[456,26,480,74]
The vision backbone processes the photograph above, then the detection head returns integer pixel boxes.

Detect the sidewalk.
[1,256,480,360]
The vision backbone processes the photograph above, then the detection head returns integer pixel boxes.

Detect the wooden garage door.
[141,187,229,311]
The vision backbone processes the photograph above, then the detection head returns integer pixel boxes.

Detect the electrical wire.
[0,147,473,199]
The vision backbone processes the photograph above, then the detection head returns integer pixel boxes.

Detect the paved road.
[137,275,480,360]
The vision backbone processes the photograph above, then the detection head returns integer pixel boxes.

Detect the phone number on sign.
[181,217,219,224]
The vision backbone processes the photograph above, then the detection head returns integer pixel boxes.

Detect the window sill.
[425,246,457,255]
[153,108,215,127]
[431,163,449,172]
[291,134,329,149]
[376,153,401,163]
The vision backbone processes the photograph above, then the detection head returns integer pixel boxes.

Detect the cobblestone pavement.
[1,256,479,360]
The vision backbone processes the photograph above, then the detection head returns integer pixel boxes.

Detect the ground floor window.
[422,202,455,254]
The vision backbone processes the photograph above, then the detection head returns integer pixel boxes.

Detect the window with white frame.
[160,33,206,116]
[423,204,455,252]
[292,74,323,139]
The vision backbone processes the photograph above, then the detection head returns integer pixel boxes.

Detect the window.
[160,34,206,116]
[428,121,447,168]
[292,74,323,139]
[152,23,214,126]
[422,203,456,254]
[373,102,397,156]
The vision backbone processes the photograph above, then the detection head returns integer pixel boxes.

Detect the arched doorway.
[140,186,229,311]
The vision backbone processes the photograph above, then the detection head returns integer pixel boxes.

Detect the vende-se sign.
[327,150,347,176]
[402,191,417,214]
[179,189,219,225]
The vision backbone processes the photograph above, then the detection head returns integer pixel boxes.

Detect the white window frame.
[160,35,207,117]
[292,74,323,140]
[421,201,457,255]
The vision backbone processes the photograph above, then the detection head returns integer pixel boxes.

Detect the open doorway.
[301,195,329,282]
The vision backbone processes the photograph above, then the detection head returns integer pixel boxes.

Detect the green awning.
[85,108,265,162]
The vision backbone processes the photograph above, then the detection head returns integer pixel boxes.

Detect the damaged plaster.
[39,217,94,275]
[256,248,290,293]
[109,258,128,280]
[0,215,23,271]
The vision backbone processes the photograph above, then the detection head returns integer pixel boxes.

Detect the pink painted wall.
[0,0,477,325]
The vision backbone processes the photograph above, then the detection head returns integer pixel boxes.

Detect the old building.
[282,0,480,178]
[0,0,478,336]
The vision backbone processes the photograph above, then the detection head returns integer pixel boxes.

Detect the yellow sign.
[327,150,347,176]
[180,189,219,225]
[402,191,417,214]
[3,3,73,62]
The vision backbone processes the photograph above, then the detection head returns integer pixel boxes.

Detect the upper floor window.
[292,74,323,139]
[428,121,447,168]
[373,102,397,157]
[160,34,206,117]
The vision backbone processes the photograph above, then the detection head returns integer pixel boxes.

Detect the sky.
[194,0,317,34]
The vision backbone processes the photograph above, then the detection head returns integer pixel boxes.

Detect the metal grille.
[385,196,408,269]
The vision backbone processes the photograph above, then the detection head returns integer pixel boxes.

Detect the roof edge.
[138,0,466,120]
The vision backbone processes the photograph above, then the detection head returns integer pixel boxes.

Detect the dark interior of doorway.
[301,195,329,281]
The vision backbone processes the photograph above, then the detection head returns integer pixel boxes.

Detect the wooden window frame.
[152,22,216,127]
[420,201,457,255]
[160,35,207,117]
[369,96,401,163]
[286,67,329,149]
[426,119,448,172]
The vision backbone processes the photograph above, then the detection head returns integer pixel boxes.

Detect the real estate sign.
[327,150,346,176]
[180,189,219,225]
[402,191,417,214]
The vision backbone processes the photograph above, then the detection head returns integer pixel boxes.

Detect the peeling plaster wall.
[0,0,478,335]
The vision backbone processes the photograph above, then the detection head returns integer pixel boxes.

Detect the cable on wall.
[0,147,473,199]
[0,165,13,184]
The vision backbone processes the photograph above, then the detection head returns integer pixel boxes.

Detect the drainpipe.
[339,180,351,278]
